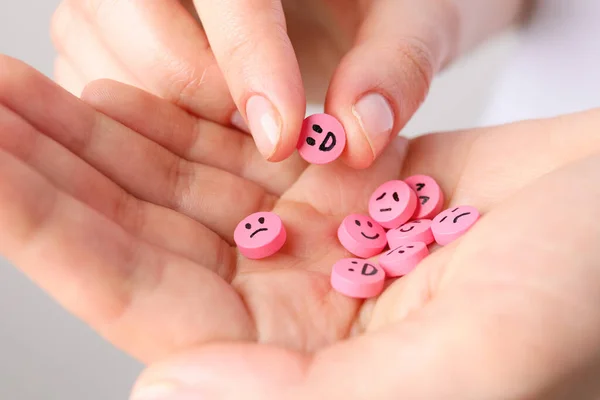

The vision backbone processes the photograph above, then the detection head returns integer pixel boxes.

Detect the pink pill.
[331,258,385,298]
[337,214,387,258]
[431,205,480,245]
[234,212,287,259]
[378,242,429,277]
[368,180,418,229]
[386,219,434,248]
[297,114,346,164]
[404,175,444,220]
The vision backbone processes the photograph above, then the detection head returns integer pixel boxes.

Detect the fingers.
[52,0,238,126]
[130,155,600,399]
[82,79,307,196]
[51,0,142,92]
[328,0,527,169]
[0,148,254,363]
[400,108,600,211]
[193,0,306,161]
[0,57,275,244]
[0,100,230,272]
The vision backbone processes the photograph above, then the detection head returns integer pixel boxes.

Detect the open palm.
[0,56,408,362]
[3,56,600,397]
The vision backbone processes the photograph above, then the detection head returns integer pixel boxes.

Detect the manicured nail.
[245,95,281,159]
[230,110,250,133]
[352,93,395,158]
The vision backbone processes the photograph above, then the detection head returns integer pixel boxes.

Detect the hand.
[51,0,530,166]
[119,112,600,395]
[3,56,600,399]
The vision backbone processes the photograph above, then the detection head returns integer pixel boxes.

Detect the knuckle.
[396,38,436,91]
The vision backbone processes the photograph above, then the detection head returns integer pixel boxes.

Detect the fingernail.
[352,93,395,158]
[245,95,281,159]
[230,110,250,133]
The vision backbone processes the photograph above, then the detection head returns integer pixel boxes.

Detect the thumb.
[129,292,600,400]
[329,0,526,168]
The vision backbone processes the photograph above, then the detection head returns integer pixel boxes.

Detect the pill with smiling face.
[368,180,418,229]
[234,212,287,259]
[431,205,480,245]
[297,114,347,164]
[337,214,387,258]
[330,258,385,298]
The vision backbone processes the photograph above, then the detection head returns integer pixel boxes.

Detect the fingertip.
[326,38,433,169]
[243,92,305,163]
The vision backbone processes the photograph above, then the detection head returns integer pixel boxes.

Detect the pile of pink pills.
[233,114,481,299]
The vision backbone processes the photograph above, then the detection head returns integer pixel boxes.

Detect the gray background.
[0,1,517,399]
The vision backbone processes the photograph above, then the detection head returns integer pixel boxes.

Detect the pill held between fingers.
[297,113,347,164]
[337,214,388,258]
[387,219,434,248]
[331,258,385,298]
[368,180,417,229]
[431,205,480,246]
[378,242,429,277]
[404,175,444,220]
[234,212,287,259]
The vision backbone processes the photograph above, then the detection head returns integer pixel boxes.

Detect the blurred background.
[0,1,520,399]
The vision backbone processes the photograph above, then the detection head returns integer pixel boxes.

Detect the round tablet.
[378,242,429,277]
[431,205,480,245]
[297,114,346,164]
[386,219,434,248]
[368,180,417,229]
[337,214,387,258]
[234,212,287,259]
[404,175,444,220]
[331,258,385,298]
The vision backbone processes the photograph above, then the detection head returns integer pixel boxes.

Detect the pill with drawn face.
[234,212,287,259]
[378,242,429,277]
[330,258,385,298]
[431,206,480,245]
[387,219,434,248]
[337,214,387,258]
[297,114,346,164]
[368,180,417,229]
[404,175,444,220]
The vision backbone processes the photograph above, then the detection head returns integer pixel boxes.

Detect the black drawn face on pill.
[347,260,380,276]
[353,217,382,240]
[245,216,268,238]
[369,180,413,222]
[344,215,387,247]
[380,243,425,262]
[305,124,337,152]
[397,219,424,233]
[374,190,401,213]
[412,182,431,205]
[432,206,480,234]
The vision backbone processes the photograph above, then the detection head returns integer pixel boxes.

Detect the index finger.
[194,0,306,161]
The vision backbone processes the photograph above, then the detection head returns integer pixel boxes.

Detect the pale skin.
[51,0,530,167]
[2,56,600,399]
